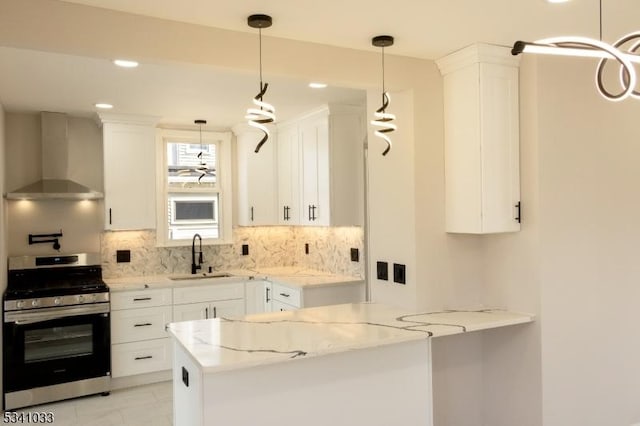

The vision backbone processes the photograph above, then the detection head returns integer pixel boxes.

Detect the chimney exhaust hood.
[4,112,104,200]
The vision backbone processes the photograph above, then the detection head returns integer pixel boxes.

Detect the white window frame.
[156,128,233,247]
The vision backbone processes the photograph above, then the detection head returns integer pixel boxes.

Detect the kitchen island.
[167,303,533,426]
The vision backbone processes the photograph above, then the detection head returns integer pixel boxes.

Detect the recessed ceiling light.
[95,103,113,109]
[113,59,139,68]
[309,82,328,89]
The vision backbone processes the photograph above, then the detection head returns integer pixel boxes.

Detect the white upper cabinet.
[277,105,365,227]
[276,123,301,225]
[99,113,160,231]
[436,43,521,234]
[233,125,278,226]
[299,112,330,225]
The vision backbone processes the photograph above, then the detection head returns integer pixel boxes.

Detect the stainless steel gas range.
[3,253,111,410]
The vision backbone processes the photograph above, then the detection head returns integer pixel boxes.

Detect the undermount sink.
[168,273,233,281]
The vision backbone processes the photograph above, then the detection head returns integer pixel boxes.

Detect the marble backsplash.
[101,226,364,279]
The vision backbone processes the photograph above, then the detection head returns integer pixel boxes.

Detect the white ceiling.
[59,0,640,59]
[3,0,640,127]
[0,47,365,127]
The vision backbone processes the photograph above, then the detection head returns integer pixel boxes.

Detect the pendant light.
[512,0,640,101]
[246,14,276,153]
[176,119,213,183]
[371,35,397,156]
[194,119,213,183]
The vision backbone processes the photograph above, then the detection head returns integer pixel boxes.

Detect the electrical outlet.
[376,261,388,281]
[242,244,249,256]
[393,263,406,284]
[116,250,131,263]
[350,248,359,262]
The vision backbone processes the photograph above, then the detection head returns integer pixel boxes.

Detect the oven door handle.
[5,304,110,325]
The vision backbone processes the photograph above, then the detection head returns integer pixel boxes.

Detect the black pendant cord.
[599,0,603,41]
[381,46,386,109]
[259,27,264,101]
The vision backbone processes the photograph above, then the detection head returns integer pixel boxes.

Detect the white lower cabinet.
[172,282,245,321]
[269,279,365,312]
[112,339,172,378]
[271,282,302,311]
[111,288,173,378]
[172,299,244,321]
[245,280,272,314]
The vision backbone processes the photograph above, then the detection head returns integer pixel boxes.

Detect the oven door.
[3,303,110,394]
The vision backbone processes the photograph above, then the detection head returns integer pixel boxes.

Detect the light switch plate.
[376,261,388,281]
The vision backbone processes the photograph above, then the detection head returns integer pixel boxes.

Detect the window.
[156,128,232,246]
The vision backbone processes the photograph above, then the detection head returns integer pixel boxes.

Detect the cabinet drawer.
[111,306,172,344]
[112,338,172,378]
[111,288,172,310]
[272,299,297,312]
[173,282,244,305]
[272,283,301,307]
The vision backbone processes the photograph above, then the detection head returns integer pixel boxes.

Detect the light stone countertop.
[104,266,363,292]
[166,302,534,374]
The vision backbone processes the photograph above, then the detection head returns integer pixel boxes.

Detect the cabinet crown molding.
[436,43,520,76]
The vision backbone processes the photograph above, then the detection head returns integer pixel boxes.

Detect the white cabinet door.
[234,126,277,226]
[299,114,329,226]
[101,115,159,230]
[245,280,272,315]
[210,299,244,319]
[276,123,300,225]
[173,282,245,305]
[436,43,521,234]
[173,302,209,322]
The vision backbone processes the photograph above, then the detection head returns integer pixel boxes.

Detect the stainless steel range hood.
[5,112,104,200]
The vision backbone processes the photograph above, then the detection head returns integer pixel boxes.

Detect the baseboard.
[110,370,172,390]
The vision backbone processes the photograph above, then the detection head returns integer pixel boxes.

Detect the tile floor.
[9,381,173,426]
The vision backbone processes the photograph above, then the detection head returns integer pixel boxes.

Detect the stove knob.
[90,294,97,302]
[54,297,62,306]
[16,301,25,309]
[31,299,39,307]
[78,295,85,303]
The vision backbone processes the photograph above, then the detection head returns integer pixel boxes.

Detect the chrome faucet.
[191,233,203,274]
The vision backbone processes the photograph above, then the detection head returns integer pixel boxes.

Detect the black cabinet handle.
[515,201,522,223]
[279,292,290,298]
[109,208,112,225]
[133,297,152,302]
[250,207,254,221]
[134,355,153,361]
[213,306,217,318]
[266,287,271,303]
[205,307,208,319]
[311,205,317,221]
[308,205,312,221]
[134,323,152,327]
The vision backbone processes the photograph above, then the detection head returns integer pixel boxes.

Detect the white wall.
[483,53,640,425]
[0,100,7,398]
[536,56,640,426]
